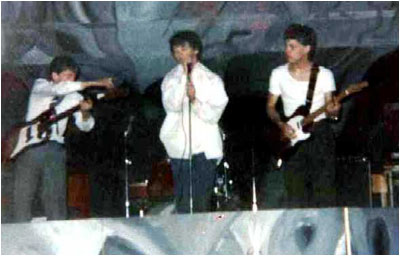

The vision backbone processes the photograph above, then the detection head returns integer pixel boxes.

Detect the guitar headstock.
[101,88,129,100]
[346,81,368,95]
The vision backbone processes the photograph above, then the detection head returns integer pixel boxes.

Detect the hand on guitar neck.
[325,95,341,120]
[80,77,115,120]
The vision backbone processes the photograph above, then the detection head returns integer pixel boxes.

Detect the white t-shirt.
[269,64,336,121]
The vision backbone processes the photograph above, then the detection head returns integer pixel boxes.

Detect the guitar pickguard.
[287,115,311,146]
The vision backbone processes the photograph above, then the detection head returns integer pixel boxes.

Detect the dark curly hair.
[284,24,317,60]
[169,30,203,60]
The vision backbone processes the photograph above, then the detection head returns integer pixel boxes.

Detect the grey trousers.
[13,142,67,222]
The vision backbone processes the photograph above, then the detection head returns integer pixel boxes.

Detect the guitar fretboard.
[302,81,368,127]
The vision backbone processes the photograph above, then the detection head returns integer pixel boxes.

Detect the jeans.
[170,153,218,213]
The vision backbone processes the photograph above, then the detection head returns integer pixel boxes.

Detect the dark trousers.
[12,142,67,222]
[282,120,336,208]
[170,153,217,213]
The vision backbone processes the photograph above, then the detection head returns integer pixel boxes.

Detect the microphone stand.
[124,116,134,218]
[187,66,194,215]
[251,147,258,213]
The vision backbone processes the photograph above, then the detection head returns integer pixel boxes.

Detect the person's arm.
[267,93,284,128]
[267,68,296,139]
[74,97,95,132]
[161,68,186,112]
[267,93,296,139]
[191,75,228,124]
[79,98,93,121]
[32,77,113,96]
[322,69,340,119]
[80,77,114,90]
[325,92,341,119]
[79,79,114,122]
[73,106,95,132]
[55,92,94,132]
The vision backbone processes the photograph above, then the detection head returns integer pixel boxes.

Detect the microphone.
[187,63,193,75]
[124,115,134,136]
[186,63,193,101]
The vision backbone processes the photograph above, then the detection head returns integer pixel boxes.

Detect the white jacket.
[159,62,228,160]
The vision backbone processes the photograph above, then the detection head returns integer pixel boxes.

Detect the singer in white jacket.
[160,30,228,213]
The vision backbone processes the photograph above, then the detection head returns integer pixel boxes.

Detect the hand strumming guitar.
[80,98,94,121]
[267,93,297,140]
[279,122,297,140]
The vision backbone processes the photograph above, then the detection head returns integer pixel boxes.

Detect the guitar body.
[8,124,48,160]
[286,115,311,146]
[272,109,313,165]
[2,126,23,163]
[270,81,369,168]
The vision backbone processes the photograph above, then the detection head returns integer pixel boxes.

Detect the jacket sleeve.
[73,111,95,132]
[192,74,228,124]
[56,92,95,132]
[32,78,83,97]
[161,70,186,113]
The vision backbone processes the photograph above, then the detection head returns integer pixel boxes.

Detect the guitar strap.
[34,95,63,141]
[304,63,320,115]
[52,96,64,135]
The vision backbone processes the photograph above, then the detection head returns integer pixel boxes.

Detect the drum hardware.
[383,153,399,207]
[214,160,233,209]
[129,180,149,217]
[251,148,258,212]
[214,131,233,209]
[124,115,134,218]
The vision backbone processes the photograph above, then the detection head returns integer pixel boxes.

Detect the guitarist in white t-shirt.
[267,24,341,208]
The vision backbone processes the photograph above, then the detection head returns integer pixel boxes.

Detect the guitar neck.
[49,105,81,124]
[19,88,128,128]
[302,89,348,127]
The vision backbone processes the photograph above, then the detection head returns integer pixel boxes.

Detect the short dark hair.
[169,30,203,60]
[49,56,79,76]
[284,24,317,60]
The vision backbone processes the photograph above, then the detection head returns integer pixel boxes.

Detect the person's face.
[51,69,77,83]
[285,39,310,64]
[172,42,198,64]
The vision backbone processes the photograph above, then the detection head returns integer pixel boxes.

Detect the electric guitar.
[274,81,368,164]
[2,88,128,163]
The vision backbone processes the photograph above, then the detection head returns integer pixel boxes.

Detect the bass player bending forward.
[10,56,113,222]
[266,24,341,208]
